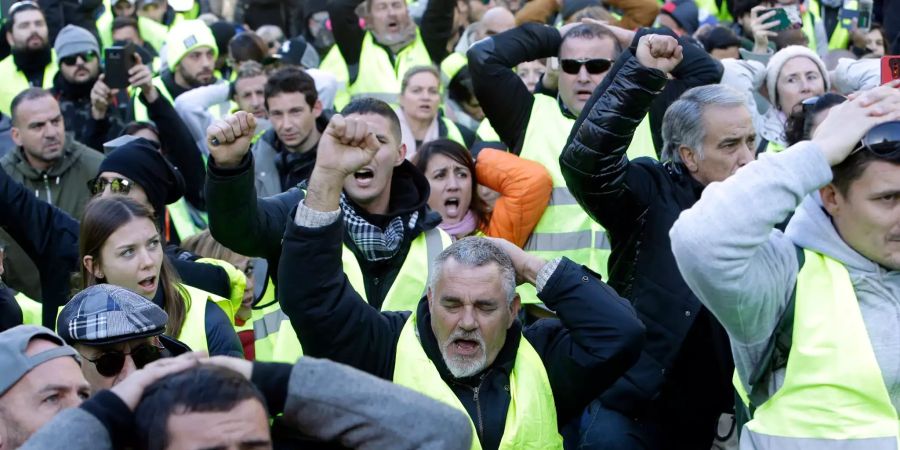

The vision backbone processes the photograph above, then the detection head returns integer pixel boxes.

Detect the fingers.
[327,114,376,149]
[207,111,256,145]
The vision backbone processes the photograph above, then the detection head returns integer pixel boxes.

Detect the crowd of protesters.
[0,0,898,448]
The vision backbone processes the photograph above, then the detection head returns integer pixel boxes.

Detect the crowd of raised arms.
[0,0,898,448]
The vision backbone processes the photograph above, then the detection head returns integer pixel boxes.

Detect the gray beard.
[374,22,417,53]
[440,330,487,378]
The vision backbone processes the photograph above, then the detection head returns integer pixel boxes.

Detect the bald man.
[476,7,516,41]
[0,326,88,449]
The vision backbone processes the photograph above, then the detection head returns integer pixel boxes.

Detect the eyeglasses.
[852,121,900,158]
[83,342,164,377]
[560,58,612,75]
[60,52,98,66]
[88,177,132,196]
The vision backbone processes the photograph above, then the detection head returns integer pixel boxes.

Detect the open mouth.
[138,276,157,291]
[354,168,374,187]
[453,339,480,355]
[575,89,592,99]
[444,197,460,216]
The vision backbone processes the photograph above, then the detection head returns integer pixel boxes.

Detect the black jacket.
[328,0,452,85]
[277,213,645,450]
[560,51,733,446]
[205,154,440,309]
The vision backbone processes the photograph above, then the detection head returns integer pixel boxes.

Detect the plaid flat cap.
[57,285,168,345]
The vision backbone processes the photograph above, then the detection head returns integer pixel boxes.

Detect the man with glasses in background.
[467,22,620,307]
[0,1,56,116]
[56,284,191,391]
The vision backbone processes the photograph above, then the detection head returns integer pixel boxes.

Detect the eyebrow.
[870,189,900,199]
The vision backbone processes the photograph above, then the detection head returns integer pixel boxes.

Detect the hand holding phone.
[104,42,137,89]
[761,6,802,32]
[882,56,900,85]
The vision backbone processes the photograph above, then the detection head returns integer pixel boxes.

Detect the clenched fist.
[314,113,382,179]
[635,34,683,75]
[206,111,258,168]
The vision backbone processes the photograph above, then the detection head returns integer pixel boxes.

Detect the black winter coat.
[276,213,645,450]
[560,49,734,447]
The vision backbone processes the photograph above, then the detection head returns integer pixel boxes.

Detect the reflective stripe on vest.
[742,250,900,449]
[14,292,42,326]
[343,227,452,311]
[176,283,234,352]
[393,312,564,450]
[518,94,609,304]
[348,30,432,107]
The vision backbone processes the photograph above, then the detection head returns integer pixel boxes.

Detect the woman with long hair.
[414,139,552,247]
[79,195,243,357]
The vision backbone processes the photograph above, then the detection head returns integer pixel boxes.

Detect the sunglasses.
[88,177,132,196]
[560,58,612,75]
[60,52,98,66]
[84,342,164,377]
[852,121,900,158]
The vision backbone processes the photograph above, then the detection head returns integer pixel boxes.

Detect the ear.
[10,126,21,147]
[679,145,700,173]
[313,99,323,119]
[83,255,104,280]
[507,294,521,328]
[396,142,407,165]
[820,184,842,217]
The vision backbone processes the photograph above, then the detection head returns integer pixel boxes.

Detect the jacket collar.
[414,297,522,387]
[12,138,82,179]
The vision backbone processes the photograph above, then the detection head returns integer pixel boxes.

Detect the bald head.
[477,7,515,40]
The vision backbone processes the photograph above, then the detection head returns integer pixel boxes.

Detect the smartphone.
[762,6,802,32]
[104,42,136,89]
[881,56,900,85]
[857,0,872,31]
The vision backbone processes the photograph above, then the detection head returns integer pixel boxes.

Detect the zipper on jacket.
[41,172,52,205]
[472,371,489,441]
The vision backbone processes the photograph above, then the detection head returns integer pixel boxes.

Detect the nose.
[738,143,755,166]
[576,66,591,83]
[118,354,138,381]
[138,248,155,269]
[459,306,477,331]
[447,175,461,190]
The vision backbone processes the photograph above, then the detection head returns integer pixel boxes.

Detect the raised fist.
[206,111,258,168]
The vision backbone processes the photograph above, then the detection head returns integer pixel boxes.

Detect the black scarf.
[12,46,51,86]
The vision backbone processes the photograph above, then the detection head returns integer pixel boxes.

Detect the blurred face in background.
[516,60,545,92]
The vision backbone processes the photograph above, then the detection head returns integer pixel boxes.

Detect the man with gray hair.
[274,111,644,450]
[560,33,754,449]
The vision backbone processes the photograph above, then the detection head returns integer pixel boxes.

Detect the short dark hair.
[264,66,317,109]
[228,31,268,65]
[560,23,622,58]
[832,148,900,196]
[7,1,43,29]
[340,97,402,143]
[111,16,140,35]
[731,0,764,19]
[783,93,846,146]
[447,66,476,107]
[10,87,53,126]
[134,366,267,450]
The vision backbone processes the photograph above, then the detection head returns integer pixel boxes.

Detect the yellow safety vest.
[741,250,900,449]
[175,283,234,352]
[249,226,451,362]
[320,45,350,111]
[133,77,228,122]
[346,29,432,107]
[802,11,819,53]
[442,116,465,147]
[14,292,42,326]
[96,9,170,53]
[167,198,208,242]
[517,94,610,304]
[393,312,564,450]
[694,0,733,22]
[0,53,57,116]
[440,51,467,85]
[476,119,501,143]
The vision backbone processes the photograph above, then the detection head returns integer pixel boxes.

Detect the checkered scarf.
[340,193,418,262]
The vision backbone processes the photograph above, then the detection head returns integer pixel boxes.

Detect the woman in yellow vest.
[413,138,553,248]
[396,66,476,160]
[78,195,243,357]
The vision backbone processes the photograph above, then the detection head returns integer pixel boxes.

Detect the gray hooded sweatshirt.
[670,142,900,411]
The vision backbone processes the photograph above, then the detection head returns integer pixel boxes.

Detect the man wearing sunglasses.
[57,284,191,391]
[672,83,900,448]
[561,33,745,449]
[50,25,129,152]
[0,2,56,117]
[467,22,620,307]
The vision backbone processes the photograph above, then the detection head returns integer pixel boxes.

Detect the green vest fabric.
[250,227,450,362]
[517,94,610,304]
[802,11,818,53]
[742,250,900,449]
[14,292,42,326]
[167,198,208,241]
[97,10,169,52]
[0,54,57,116]
[393,312,563,450]
[194,257,246,315]
[695,0,733,22]
[319,45,350,111]
[442,116,465,147]
[176,283,234,352]
[476,119,501,143]
[132,76,172,121]
[343,227,452,311]
[347,30,432,106]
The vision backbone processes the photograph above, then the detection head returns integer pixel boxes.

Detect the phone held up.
[882,56,900,85]
[104,42,137,89]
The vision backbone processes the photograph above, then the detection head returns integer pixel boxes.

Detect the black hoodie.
[205,151,438,308]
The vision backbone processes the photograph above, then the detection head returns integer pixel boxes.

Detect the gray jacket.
[670,143,900,412]
[22,357,473,450]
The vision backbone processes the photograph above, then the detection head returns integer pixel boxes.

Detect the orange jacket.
[476,149,553,248]
[515,0,659,30]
